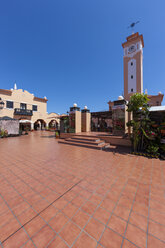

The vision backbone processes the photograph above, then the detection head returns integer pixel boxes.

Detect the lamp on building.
[69,103,80,112]
[118,96,124,100]
[81,105,90,113]
[0,98,5,110]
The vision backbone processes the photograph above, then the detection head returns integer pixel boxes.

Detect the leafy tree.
[127,93,159,152]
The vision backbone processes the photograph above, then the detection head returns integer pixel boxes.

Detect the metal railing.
[14,108,33,116]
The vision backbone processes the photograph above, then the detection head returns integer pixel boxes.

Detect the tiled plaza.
[0,132,165,248]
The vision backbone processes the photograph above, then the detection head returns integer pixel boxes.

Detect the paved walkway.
[0,131,165,248]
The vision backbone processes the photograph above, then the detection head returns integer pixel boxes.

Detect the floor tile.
[100,228,123,248]
[122,239,137,247]
[100,198,116,212]
[129,211,148,232]
[108,214,127,235]
[59,221,81,246]
[113,204,130,221]
[81,201,97,215]
[53,198,68,210]
[24,215,46,237]
[93,207,111,225]
[62,203,78,219]
[48,235,68,248]
[0,218,21,242]
[49,212,69,233]
[71,195,86,208]
[32,225,55,248]
[22,240,36,248]
[72,209,90,229]
[147,234,165,248]
[40,205,58,222]
[88,193,102,206]
[85,217,105,241]
[148,220,165,242]
[3,228,29,248]
[17,207,36,226]
[149,208,165,226]
[125,223,146,248]
[72,232,97,248]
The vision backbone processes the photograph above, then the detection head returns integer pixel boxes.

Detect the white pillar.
[31,122,34,130]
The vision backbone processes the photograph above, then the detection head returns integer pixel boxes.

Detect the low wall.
[0,120,19,135]
[99,135,131,147]
[60,133,74,139]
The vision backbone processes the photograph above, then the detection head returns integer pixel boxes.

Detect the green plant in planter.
[55,131,59,138]
[146,143,159,156]
[25,126,29,135]
[127,93,150,152]
[4,129,8,137]
[0,129,5,138]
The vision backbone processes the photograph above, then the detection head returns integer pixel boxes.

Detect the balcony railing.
[14,108,33,116]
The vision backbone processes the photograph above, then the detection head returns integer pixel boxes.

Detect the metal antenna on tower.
[127,21,140,34]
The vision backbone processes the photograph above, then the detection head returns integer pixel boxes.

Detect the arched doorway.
[48,120,58,129]
[34,119,46,130]
[19,119,32,132]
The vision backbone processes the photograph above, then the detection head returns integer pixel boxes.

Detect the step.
[71,136,100,142]
[66,138,105,146]
[58,140,110,150]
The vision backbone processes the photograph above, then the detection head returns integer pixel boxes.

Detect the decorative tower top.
[14,83,17,90]
[122,32,144,50]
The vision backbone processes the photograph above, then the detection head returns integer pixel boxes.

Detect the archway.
[48,120,58,129]
[34,119,46,130]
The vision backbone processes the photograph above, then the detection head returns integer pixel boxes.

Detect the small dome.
[158,91,162,95]
[73,103,77,107]
[145,89,148,94]
[118,96,124,100]
[84,105,88,109]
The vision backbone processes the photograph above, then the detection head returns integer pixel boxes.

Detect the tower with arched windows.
[122,32,144,100]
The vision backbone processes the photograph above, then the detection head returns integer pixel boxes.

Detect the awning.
[19,120,32,124]
[149,106,165,112]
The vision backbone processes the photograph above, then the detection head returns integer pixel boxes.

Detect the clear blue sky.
[0,0,165,114]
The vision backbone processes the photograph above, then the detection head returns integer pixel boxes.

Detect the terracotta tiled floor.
[0,131,165,248]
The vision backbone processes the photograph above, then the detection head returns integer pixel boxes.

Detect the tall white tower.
[122,32,144,100]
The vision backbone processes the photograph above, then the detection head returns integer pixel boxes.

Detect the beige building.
[0,85,59,130]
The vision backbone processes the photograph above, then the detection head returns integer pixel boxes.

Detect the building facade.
[0,87,59,130]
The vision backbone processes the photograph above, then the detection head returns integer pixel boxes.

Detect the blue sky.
[0,0,165,114]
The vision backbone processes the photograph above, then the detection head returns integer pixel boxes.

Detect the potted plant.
[55,131,59,138]
[4,129,8,138]
[25,126,28,135]
[0,129,5,138]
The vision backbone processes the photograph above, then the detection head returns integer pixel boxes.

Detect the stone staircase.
[58,135,110,150]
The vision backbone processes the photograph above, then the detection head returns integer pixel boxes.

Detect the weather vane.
[128,21,140,34]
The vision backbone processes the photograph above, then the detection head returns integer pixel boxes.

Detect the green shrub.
[0,129,5,137]
[146,144,159,156]
[4,130,8,137]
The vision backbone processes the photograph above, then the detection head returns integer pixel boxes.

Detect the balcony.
[14,108,33,116]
